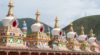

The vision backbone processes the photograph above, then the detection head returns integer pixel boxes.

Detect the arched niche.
[66,53,71,55]
[77,53,81,55]
[8,52,19,55]
[48,53,54,55]
[0,51,7,55]
[55,53,61,55]
[31,52,39,55]
[72,53,76,55]
[62,53,66,55]
[20,52,29,55]
[40,52,47,55]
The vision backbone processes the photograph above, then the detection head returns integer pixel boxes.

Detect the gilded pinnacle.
[80,25,84,35]
[54,16,59,28]
[7,0,14,16]
[89,29,94,37]
[69,23,74,32]
[35,9,40,23]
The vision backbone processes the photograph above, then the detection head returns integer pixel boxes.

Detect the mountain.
[63,15,100,40]
[0,18,52,34]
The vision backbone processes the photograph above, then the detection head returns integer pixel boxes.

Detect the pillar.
[29,52,31,55]
[7,51,9,55]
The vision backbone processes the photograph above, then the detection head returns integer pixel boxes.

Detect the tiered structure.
[22,20,27,37]
[77,26,91,52]
[0,0,25,48]
[51,17,67,50]
[24,10,50,49]
[66,23,81,51]
[88,29,100,52]
[0,0,100,55]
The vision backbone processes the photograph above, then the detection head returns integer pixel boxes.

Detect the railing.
[0,47,100,55]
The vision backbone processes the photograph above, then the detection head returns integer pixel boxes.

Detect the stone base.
[73,46,81,51]
[58,47,69,51]
[6,43,26,48]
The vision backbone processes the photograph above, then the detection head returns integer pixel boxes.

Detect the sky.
[0,0,100,28]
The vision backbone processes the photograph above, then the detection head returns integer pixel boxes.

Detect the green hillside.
[0,18,52,34]
[1,16,100,40]
[63,15,100,40]
[0,22,3,26]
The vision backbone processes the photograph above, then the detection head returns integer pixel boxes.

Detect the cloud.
[0,0,100,28]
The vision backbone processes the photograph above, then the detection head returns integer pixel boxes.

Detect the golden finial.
[69,23,74,31]
[89,29,94,37]
[80,25,84,35]
[47,27,50,35]
[7,0,14,16]
[54,16,59,28]
[23,19,26,23]
[35,9,40,23]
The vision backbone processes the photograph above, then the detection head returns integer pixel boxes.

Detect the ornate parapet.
[0,46,100,55]
[90,45,96,51]
[58,41,67,50]
[24,32,50,49]
[79,41,91,52]
[66,38,74,50]
[66,38,82,51]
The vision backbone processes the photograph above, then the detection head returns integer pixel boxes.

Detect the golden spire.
[80,26,84,35]
[54,16,59,28]
[23,19,26,23]
[89,29,94,37]
[69,23,74,31]
[35,9,40,23]
[7,0,14,16]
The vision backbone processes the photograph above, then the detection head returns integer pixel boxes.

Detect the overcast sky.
[1,0,100,28]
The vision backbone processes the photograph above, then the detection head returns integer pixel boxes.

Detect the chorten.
[51,17,61,49]
[66,23,80,51]
[31,10,44,32]
[88,29,96,44]
[77,26,87,41]
[78,26,91,52]
[0,0,26,48]
[67,23,76,38]
[52,17,62,36]
[88,29,100,52]
[22,20,27,37]
[51,17,67,50]
[25,10,50,49]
